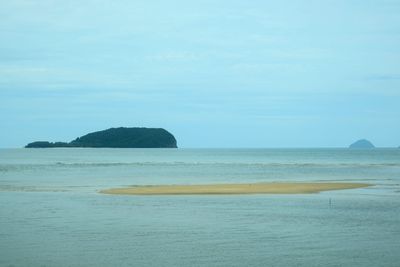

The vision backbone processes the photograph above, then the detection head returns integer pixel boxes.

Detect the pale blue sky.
[1,0,399,148]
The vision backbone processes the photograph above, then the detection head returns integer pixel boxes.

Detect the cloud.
[366,74,400,81]
[148,51,203,62]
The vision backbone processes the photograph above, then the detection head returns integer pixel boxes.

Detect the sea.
[0,148,399,267]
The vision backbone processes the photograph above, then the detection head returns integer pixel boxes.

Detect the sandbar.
[100,182,370,195]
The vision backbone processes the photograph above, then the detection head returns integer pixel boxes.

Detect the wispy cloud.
[366,74,400,81]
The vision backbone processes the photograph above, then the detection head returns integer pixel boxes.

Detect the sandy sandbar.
[100,182,370,195]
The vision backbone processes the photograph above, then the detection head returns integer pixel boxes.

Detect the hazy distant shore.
[100,182,370,195]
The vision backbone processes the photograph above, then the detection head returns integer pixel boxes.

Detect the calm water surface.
[0,148,399,266]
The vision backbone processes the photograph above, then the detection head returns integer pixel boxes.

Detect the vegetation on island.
[25,127,177,148]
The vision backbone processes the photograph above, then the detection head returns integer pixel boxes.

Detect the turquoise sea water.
[0,148,399,266]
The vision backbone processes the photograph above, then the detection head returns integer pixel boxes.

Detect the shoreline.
[99,182,371,195]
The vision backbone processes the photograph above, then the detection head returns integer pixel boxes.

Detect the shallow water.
[0,148,399,266]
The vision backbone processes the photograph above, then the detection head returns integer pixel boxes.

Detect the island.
[349,139,375,149]
[25,127,177,148]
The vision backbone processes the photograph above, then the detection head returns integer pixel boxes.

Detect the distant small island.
[349,139,375,149]
[25,127,177,148]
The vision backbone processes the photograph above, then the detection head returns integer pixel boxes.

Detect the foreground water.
[0,148,399,266]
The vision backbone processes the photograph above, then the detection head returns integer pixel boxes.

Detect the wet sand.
[100,182,370,195]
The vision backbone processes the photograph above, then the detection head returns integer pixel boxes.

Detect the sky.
[1,0,399,148]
